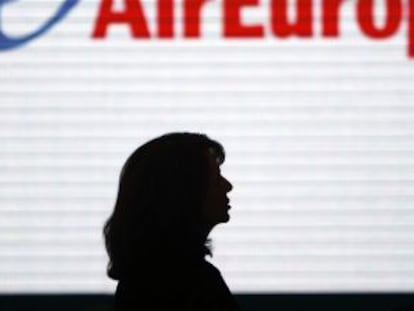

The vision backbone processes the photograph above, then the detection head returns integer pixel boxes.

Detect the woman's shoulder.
[197,260,242,310]
[114,259,242,311]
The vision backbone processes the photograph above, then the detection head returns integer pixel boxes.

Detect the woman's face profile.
[201,148,233,229]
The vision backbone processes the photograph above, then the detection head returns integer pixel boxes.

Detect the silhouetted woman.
[103,132,241,311]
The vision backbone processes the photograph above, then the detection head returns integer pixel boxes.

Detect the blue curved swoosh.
[0,0,79,51]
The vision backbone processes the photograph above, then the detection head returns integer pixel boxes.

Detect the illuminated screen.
[1,0,414,293]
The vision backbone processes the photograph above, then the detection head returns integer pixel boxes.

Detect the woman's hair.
[103,132,225,281]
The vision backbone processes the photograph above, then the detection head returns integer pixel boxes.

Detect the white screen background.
[1,0,414,293]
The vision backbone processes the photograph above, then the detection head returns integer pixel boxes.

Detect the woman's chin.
[222,212,230,222]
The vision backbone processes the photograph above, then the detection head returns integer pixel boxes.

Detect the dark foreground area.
[1,293,414,311]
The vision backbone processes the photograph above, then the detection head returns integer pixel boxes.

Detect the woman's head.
[103,132,232,280]
[201,146,233,229]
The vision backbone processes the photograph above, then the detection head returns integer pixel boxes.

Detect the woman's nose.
[224,177,233,192]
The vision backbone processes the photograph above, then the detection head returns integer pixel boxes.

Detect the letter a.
[92,0,150,38]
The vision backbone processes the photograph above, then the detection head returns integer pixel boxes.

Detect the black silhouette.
[103,132,241,311]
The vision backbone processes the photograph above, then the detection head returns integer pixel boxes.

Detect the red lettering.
[158,0,174,38]
[88,0,414,60]
[271,0,313,37]
[92,0,150,38]
[409,0,414,57]
[184,0,210,37]
[223,0,264,38]
[357,0,402,38]
[322,0,345,37]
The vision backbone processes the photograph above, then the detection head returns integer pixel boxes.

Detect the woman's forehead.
[207,147,221,165]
